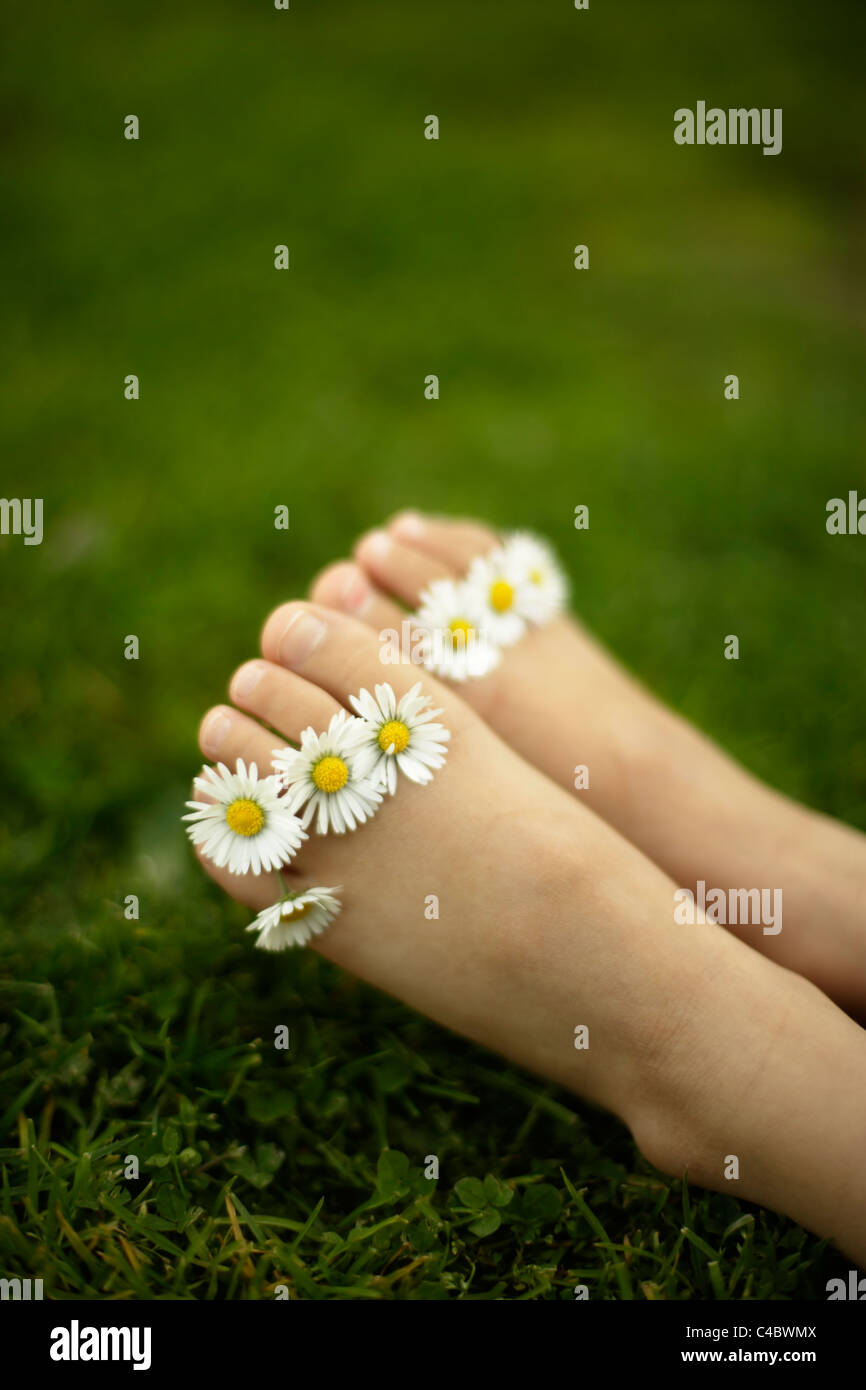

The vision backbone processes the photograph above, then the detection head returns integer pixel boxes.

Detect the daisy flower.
[246,886,342,951]
[499,531,568,625]
[182,759,307,875]
[348,682,450,795]
[465,548,530,647]
[272,710,383,834]
[414,577,502,682]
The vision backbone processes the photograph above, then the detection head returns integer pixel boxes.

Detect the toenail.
[278,610,327,667]
[391,510,425,539]
[231,661,265,703]
[360,529,391,560]
[341,567,372,615]
[201,709,232,756]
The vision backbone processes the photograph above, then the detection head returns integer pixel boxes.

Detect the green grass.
[1,0,864,1298]
[0,907,848,1299]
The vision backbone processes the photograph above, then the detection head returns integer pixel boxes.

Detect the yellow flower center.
[529,568,543,585]
[312,755,349,793]
[378,719,411,754]
[489,579,514,612]
[283,899,312,920]
[449,618,475,643]
[225,798,265,837]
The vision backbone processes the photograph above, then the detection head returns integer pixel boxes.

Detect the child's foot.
[308,513,866,1016]
[307,517,866,1017]
[194,599,866,1266]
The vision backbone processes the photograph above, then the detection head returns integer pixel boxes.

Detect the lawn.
[1,0,864,1298]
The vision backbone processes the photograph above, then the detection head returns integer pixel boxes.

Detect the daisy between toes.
[391,529,568,681]
[348,682,449,796]
[183,682,449,949]
[182,759,306,875]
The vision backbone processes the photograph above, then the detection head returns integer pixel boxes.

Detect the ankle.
[623,953,866,1263]
[622,943,809,1171]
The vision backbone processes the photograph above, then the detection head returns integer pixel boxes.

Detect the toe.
[310,560,374,617]
[199,704,289,771]
[190,708,309,908]
[260,599,466,721]
[354,527,453,606]
[387,511,501,572]
[228,659,343,744]
[310,559,406,633]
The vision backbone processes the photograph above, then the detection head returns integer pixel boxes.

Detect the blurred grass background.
[0,0,864,1298]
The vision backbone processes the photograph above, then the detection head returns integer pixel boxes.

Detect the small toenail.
[361,529,391,560]
[278,610,327,667]
[201,709,232,756]
[342,568,372,615]
[392,510,425,539]
[231,661,265,703]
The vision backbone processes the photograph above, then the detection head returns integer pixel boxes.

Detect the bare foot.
[307,512,866,1016]
[192,598,866,1265]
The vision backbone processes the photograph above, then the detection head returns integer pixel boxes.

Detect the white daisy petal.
[247,886,343,952]
[182,759,307,874]
[464,551,530,647]
[345,681,450,794]
[413,578,502,682]
[498,530,568,625]
[271,714,382,835]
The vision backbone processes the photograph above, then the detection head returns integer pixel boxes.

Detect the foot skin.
[308,512,866,1016]
[195,599,866,1266]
